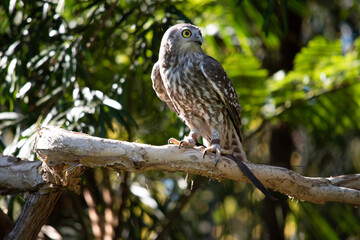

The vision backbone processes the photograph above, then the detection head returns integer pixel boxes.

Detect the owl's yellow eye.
[181,29,192,38]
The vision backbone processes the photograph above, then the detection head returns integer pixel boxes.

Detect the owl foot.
[202,139,222,166]
[168,138,181,148]
[168,137,196,149]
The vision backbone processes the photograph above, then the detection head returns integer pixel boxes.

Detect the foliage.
[1,0,360,239]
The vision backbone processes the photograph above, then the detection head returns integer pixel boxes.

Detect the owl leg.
[168,130,198,149]
[202,139,222,166]
[202,131,232,166]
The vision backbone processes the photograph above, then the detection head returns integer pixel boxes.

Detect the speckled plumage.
[152,23,275,199]
[152,23,246,161]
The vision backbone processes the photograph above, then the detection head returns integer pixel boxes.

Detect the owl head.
[160,23,203,54]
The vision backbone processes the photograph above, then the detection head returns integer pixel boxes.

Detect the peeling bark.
[0,155,44,195]
[34,126,360,205]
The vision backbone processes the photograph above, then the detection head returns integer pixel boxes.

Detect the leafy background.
[1,0,360,239]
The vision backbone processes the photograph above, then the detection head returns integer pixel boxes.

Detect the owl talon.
[202,149,207,159]
[202,142,222,166]
[214,147,221,166]
[179,140,185,149]
[202,147,213,158]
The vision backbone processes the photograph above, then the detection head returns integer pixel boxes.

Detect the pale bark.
[34,126,360,205]
[0,155,43,195]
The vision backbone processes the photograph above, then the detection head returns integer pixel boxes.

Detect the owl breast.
[159,52,227,141]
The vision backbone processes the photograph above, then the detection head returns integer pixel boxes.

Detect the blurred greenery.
[1,0,360,239]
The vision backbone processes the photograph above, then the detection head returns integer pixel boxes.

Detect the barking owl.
[151,23,275,199]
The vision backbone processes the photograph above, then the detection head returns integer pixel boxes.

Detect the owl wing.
[199,55,243,142]
[151,61,178,114]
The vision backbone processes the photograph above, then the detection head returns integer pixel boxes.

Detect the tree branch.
[0,155,44,195]
[0,149,84,240]
[33,126,360,205]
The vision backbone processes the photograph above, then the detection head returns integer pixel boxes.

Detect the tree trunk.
[4,191,63,240]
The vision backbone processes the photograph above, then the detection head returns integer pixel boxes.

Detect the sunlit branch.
[31,126,360,205]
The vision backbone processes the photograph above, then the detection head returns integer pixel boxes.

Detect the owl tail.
[225,154,277,201]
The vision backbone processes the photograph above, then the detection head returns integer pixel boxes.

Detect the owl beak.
[194,35,202,45]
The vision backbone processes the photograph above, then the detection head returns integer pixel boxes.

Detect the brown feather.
[199,56,243,143]
[151,23,275,199]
